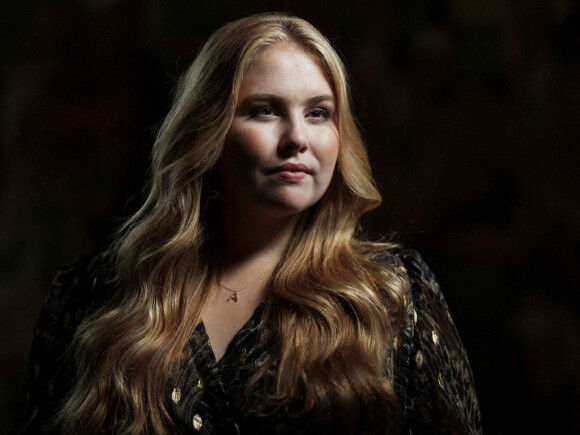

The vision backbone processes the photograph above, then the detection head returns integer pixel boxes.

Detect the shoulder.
[19,251,115,433]
[38,251,115,338]
[398,250,453,332]
[395,249,482,434]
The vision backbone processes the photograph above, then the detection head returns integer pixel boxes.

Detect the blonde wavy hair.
[59,12,407,434]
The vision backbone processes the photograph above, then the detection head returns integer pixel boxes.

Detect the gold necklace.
[217,271,269,302]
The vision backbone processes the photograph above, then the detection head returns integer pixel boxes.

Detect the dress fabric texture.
[19,249,482,434]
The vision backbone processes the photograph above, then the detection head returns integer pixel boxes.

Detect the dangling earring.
[202,188,220,209]
[206,189,219,200]
[202,166,221,209]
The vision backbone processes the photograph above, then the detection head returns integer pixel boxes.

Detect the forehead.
[238,42,334,97]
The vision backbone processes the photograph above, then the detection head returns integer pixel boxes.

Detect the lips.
[268,163,311,174]
[268,163,311,182]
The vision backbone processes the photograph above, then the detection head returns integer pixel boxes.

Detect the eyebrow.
[239,93,335,106]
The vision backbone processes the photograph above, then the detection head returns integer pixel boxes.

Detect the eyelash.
[249,106,331,119]
[309,107,330,119]
[250,106,276,117]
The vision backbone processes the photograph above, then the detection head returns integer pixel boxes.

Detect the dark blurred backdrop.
[1,0,579,433]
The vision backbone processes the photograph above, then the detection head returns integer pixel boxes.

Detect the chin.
[258,195,318,218]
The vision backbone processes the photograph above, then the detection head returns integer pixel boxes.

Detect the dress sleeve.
[19,253,110,434]
[398,250,482,434]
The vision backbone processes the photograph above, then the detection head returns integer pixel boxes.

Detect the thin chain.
[217,271,270,302]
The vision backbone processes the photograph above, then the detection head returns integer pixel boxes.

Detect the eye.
[249,105,277,118]
[307,107,331,120]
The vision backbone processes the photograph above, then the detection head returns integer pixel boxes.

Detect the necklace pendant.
[226,291,239,302]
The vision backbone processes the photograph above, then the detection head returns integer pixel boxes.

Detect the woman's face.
[219,42,339,218]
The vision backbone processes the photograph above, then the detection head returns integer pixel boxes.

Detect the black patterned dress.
[19,250,482,434]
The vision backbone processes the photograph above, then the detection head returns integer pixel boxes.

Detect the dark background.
[1,0,579,433]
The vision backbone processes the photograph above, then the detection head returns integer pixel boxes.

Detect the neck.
[217,201,300,281]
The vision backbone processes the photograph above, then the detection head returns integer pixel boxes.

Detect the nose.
[278,115,308,156]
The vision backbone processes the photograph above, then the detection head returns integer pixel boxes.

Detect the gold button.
[393,335,399,350]
[193,414,203,430]
[171,388,181,404]
[197,378,203,389]
[432,330,439,345]
[415,350,424,369]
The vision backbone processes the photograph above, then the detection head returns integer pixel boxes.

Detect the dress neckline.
[199,302,266,364]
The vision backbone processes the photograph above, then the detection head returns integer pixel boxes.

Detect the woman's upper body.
[20,12,482,434]
[21,249,481,434]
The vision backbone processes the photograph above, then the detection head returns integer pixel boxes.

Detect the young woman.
[21,13,481,434]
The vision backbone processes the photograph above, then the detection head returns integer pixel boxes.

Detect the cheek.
[225,124,273,165]
[318,131,340,172]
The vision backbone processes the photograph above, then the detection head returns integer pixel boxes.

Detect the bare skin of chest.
[201,286,265,362]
